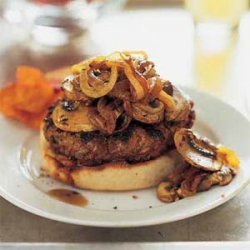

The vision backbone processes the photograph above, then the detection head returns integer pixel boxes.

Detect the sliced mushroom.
[157,164,236,203]
[198,166,234,191]
[52,103,96,132]
[157,182,179,203]
[174,128,222,172]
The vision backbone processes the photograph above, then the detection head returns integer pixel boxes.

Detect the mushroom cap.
[174,128,222,172]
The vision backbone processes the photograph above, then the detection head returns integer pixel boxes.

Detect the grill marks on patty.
[43,107,172,167]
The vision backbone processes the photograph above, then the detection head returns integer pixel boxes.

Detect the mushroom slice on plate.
[174,128,222,171]
[157,182,179,203]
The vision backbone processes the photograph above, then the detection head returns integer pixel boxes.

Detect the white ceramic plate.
[0,87,250,227]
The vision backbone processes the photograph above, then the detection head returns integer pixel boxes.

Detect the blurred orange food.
[0,66,63,129]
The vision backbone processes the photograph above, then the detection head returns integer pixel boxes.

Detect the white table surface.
[0,7,250,242]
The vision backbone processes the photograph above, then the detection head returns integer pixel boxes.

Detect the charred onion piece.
[176,168,203,198]
[79,62,118,98]
[130,99,164,124]
[148,77,175,110]
[108,80,132,101]
[139,61,156,78]
[88,108,113,134]
[115,113,132,132]
[174,128,222,171]
[97,96,123,118]
[88,97,123,134]
[52,103,96,132]
[123,60,147,100]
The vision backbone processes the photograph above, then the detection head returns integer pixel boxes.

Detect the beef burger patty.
[43,106,173,167]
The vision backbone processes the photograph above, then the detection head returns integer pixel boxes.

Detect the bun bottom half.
[40,128,184,191]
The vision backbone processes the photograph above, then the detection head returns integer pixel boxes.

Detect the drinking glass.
[0,0,126,46]
[185,0,249,30]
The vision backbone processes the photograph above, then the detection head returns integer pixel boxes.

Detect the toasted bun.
[40,125,184,191]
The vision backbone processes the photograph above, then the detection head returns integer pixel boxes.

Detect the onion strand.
[158,90,175,110]
[79,64,118,98]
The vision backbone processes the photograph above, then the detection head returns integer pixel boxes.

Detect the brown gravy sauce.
[47,189,88,207]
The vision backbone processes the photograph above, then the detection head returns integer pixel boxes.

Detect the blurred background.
[0,0,250,116]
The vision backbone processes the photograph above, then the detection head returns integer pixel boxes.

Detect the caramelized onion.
[88,108,114,134]
[107,52,148,100]
[69,52,176,115]
[130,99,164,124]
[123,62,147,100]
[139,61,156,78]
[115,113,132,132]
[108,80,132,101]
[123,100,133,117]
[97,96,123,118]
[149,77,163,97]
[88,70,109,86]
[72,52,151,101]
[71,56,106,74]
[79,63,118,98]
[62,75,93,103]
[165,86,191,122]
[148,78,175,110]
[88,97,123,134]
[158,90,175,110]
[124,58,149,100]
